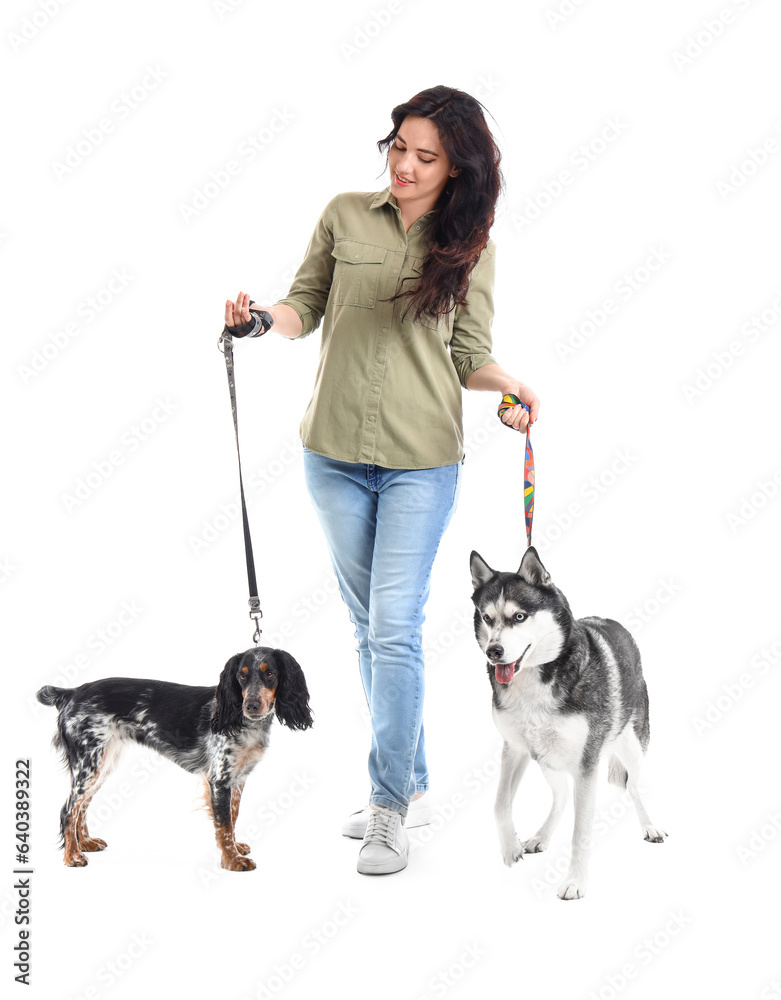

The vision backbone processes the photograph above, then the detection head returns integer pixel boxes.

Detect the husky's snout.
[488,645,530,684]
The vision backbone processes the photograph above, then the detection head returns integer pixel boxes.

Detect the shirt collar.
[370,187,394,210]
[370,187,438,223]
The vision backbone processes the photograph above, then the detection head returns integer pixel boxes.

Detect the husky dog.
[470,546,666,900]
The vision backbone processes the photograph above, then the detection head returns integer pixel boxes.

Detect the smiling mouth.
[494,644,531,685]
[395,173,412,186]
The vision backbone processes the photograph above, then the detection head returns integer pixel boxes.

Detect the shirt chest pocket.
[330,241,388,309]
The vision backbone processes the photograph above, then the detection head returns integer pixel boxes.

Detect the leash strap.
[218,304,274,642]
[497,394,534,548]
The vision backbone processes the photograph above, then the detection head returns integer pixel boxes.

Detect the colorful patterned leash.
[497,394,535,548]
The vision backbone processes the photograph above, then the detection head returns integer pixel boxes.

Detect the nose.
[245,697,260,714]
[396,151,413,175]
[486,644,505,662]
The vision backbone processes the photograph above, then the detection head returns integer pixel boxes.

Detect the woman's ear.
[211,653,245,734]
[272,650,313,731]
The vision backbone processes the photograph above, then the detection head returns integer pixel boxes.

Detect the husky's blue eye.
[482,614,492,624]
[515,613,526,622]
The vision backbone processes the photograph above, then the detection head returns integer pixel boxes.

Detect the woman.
[224,86,540,875]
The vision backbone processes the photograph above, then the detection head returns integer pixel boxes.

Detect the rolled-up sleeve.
[274,195,339,339]
[449,239,498,387]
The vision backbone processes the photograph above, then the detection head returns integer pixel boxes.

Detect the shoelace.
[364,809,397,847]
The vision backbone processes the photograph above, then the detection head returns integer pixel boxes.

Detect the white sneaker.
[357,805,408,875]
[342,795,432,839]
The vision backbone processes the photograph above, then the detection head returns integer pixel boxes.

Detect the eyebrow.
[396,132,439,157]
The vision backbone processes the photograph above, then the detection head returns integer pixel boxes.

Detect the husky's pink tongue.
[495,662,516,684]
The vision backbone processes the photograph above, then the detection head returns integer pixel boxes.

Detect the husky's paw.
[557,875,586,900]
[643,825,667,844]
[500,836,525,867]
[522,836,548,854]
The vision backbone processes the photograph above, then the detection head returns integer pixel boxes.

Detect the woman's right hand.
[224,295,303,340]
[225,290,255,329]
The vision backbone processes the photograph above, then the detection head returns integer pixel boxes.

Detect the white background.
[2,1,780,998]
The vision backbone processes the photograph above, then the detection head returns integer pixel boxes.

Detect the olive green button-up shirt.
[275,187,498,469]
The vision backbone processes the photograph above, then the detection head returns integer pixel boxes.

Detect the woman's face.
[388,115,459,212]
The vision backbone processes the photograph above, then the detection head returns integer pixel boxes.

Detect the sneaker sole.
[356,852,409,875]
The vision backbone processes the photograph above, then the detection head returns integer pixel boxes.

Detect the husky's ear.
[470,551,496,590]
[518,546,552,587]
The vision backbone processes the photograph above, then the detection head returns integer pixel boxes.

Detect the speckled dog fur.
[37,647,312,871]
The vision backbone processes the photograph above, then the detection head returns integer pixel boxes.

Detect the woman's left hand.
[498,381,540,432]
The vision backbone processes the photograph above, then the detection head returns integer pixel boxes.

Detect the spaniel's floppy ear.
[272,649,313,731]
[211,653,245,734]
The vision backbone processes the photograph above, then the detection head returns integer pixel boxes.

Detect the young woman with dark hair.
[224,85,540,876]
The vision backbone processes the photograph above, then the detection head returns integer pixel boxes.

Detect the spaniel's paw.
[80,837,108,852]
[221,854,256,872]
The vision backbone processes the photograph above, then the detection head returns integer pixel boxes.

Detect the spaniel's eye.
[265,671,274,680]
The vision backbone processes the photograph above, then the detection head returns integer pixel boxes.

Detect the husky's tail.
[607,755,628,789]
[36,686,73,709]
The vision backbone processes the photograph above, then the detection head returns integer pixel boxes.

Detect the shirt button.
[415,225,420,231]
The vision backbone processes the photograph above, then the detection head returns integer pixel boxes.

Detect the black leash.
[218,303,274,643]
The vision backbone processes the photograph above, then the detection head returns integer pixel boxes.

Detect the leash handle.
[497,394,535,548]
[218,304,273,349]
[219,304,275,643]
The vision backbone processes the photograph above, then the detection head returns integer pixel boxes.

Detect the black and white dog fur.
[471,547,666,900]
[36,647,312,871]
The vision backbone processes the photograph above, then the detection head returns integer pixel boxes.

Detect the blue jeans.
[303,448,461,817]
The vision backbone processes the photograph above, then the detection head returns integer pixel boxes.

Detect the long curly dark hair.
[377,85,503,324]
